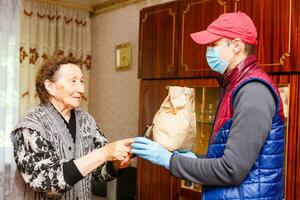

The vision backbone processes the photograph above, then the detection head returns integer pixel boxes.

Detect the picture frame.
[115,42,131,71]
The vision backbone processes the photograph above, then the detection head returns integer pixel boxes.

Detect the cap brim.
[190,30,223,44]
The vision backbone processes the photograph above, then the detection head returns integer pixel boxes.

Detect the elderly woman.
[11,56,133,200]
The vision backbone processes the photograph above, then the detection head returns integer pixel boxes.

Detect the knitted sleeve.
[11,128,72,194]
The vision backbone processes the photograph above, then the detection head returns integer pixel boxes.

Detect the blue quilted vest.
[202,56,285,200]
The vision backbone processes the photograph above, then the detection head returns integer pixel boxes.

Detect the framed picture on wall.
[115,42,131,71]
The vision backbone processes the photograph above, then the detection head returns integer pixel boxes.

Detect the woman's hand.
[74,138,134,177]
[112,153,133,171]
[103,138,134,161]
[119,153,133,169]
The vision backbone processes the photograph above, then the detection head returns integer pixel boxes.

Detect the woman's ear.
[44,80,56,96]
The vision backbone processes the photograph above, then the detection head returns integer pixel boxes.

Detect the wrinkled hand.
[113,153,133,169]
[131,137,172,169]
[104,138,134,161]
[174,150,198,158]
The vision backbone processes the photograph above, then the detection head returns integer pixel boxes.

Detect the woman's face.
[48,63,84,109]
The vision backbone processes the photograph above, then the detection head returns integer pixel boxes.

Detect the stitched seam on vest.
[259,167,284,170]
[244,180,283,184]
[260,152,285,156]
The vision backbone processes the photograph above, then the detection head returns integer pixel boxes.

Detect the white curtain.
[0,0,20,199]
[19,0,92,115]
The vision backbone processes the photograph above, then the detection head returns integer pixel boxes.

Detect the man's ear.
[232,39,244,54]
[44,80,56,96]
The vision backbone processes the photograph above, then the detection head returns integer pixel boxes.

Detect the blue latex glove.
[174,150,198,158]
[131,137,172,169]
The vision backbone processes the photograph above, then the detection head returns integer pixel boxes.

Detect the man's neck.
[226,53,248,73]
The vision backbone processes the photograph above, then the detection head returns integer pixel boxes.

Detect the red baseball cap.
[190,12,257,45]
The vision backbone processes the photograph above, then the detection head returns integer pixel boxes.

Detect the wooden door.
[138,1,178,79]
[177,0,226,78]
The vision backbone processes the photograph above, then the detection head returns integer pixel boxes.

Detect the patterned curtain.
[0,0,20,199]
[19,0,92,116]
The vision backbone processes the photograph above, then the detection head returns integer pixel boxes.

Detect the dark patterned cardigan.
[11,103,115,200]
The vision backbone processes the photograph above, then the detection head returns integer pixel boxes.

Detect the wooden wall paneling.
[176,188,201,200]
[138,0,300,79]
[271,74,300,200]
[136,158,175,200]
[138,1,178,79]
[177,0,225,78]
[233,0,295,73]
[137,79,180,200]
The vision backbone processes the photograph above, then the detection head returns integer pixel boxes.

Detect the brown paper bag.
[152,86,196,151]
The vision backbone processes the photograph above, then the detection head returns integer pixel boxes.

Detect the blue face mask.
[206,45,230,74]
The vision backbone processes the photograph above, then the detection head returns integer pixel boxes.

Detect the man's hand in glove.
[131,137,172,169]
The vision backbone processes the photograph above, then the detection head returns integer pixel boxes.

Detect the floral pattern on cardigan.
[12,126,112,194]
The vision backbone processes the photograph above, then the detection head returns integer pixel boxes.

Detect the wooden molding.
[30,0,145,15]
[91,0,145,15]
[30,0,93,12]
